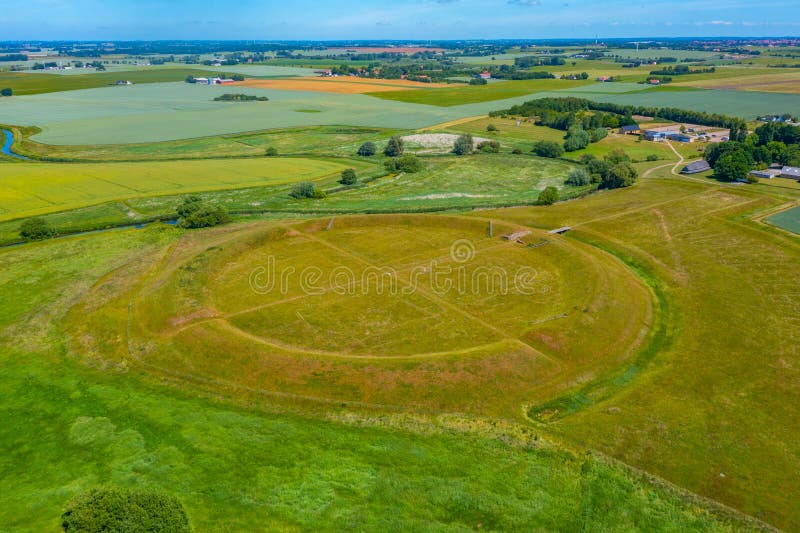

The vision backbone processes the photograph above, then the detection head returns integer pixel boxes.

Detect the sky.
[1,0,799,40]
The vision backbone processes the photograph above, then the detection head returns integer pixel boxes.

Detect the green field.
[0,227,763,530]
[0,67,219,95]
[0,157,360,221]
[367,78,592,106]
[766,205,800,234]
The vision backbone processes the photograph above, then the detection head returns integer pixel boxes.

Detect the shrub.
[538,186,559,205]
[589,127,608,143]
[605,148,631,164]
[385,154,424,173]
[339,168,357,186]
[532,141,564,158]
[469,77,488,85]
[264,147,278,156]
[61,487,190,533]
[19,217,56,241]
[486,123,498,132]
[357,141,377,157]
[0,88,12,97]
[646,154,660,161]
[290,182,327,199]
[384,136,404,157]
[511,148,523,155]
[477,140,500,153]
[176,195,231,228]
[563,126,591,152]
[453,134,474,155]
[565,168,591,186]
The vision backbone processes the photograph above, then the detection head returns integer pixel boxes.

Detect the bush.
[384,136,404,157]
[19,217,57,241]
[563,126,591,152]
[589,127,608,143]
[486,123,498,132]
[290,182,327,199]
[605,148,631,164]
[357,141,377,157]
[385,154,424,173]
[511,148,523,155]
[646,154,660,161]
[600,162,638,189]
[565,168,591,186]
[538,186,559,205]
[532,141,564,158]
[176,195,231,228]
[453,134,474,155]
[339,168,357,186]
[477,140,500,153]
[264,147,278,156]
[61,487,190,533]
[469,77,488,85]
[0,88,12,97]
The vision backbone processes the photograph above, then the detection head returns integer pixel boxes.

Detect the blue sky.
[2,0,799,40]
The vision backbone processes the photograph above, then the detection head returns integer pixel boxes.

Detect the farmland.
[0,157,359,221]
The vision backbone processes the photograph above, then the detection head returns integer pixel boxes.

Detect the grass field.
[0,157,360,221]
[11,125,405,161]
[0,67,218,95]
[234,77,449,93]
[367,78,592,106]
[0,228,762,531]
[674,71,800,94]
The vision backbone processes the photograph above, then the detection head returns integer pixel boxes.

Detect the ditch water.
[1,129,30,160]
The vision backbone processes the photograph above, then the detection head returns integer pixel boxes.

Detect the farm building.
[644,130,668,142]
[620,124,641,135]
[750,169,780,179]
[667,133,693,143]
[597,76,610,82]
[781,166,800,179]
[479,71,492,79]
[648,79,661,85]
[681,160,711,174]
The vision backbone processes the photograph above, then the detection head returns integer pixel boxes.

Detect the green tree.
[563,125,590,152]
[61,487,190,533]
[486,123,498,132]
[589,127,608,143]
[290,182,327,199]
[19,217,56,241]
[339,168,357,186]
[600,162,638,189]
[538,186,559,205]
[532,141,564,158]
[264,147,278,157]
[477,140,500,153]
[176,195,231,228]
[385,154,424,173]
[453,134,474,155]
[714,151,751,182]
[384,136,404,157]
[604,148,631,165]
[357,141,377,157]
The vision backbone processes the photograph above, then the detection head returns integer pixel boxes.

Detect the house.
[648,79,661,85]
[314,69,333,77]
[620,124,641,135]
[479,71,491,79]
[681,160,711,174]
[597,75,610,82]
[781,166,800,179]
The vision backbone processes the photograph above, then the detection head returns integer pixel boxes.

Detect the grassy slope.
[0,228,756,531]
[0,67,218,95]
[478,171,800,529]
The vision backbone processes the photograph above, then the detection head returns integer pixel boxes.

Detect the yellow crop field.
[0,157,351,221]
